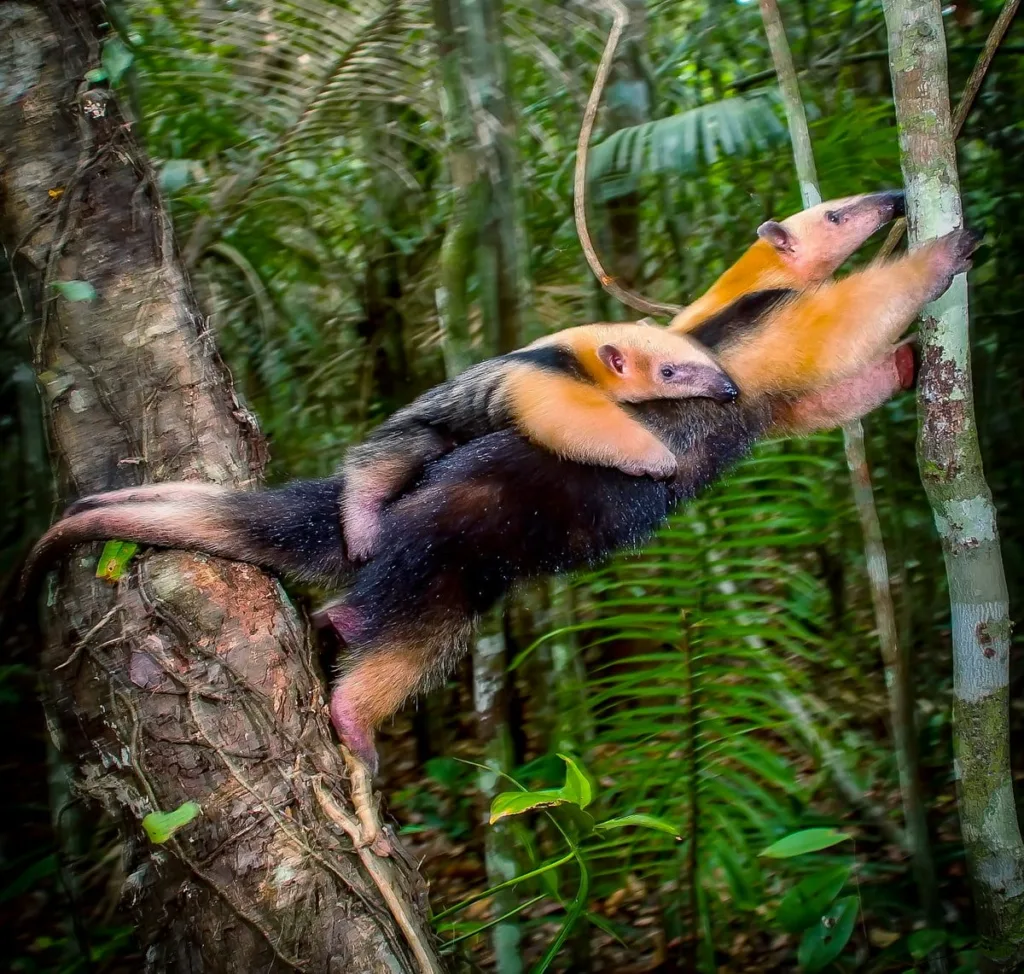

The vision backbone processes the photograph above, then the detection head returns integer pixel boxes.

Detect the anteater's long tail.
[19,477,352,599]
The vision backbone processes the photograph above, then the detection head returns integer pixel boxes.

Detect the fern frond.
[557,437,882,954]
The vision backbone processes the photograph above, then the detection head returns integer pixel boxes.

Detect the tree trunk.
[1,3,443,971]
[432,0,485,376]
[883,0,1024,968]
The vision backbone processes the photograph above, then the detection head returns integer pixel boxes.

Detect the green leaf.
[797,895,858,972]
[595,814,681,837]
[777,864,851,932]
[713,840,761,912]
[908,929,948,960]
[760,828,851,859]
[558,753,593,809]
[51,280,96,302]
[489,789,568,824]
[142,802,201,844]
[85,68,108,83]
[489,756,595,823]
[95,540,138,581]
[101,37,134,86]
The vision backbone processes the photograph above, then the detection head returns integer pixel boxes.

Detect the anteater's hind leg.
[327,614,472,851]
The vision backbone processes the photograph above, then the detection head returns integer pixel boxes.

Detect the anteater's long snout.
[869,189,905,219]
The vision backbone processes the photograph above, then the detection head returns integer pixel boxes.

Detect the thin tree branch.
[315,782,443,974]
[760,2,943,939]
[760,0,821,206]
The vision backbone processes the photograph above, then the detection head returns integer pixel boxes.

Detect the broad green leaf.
[142,802,201,844]
[587,95,788,200]
[85,68,108,83]
[908,929,948,960]
[558,753,593,809]
[777,865,851,932]
[797,895,858,972]
[489,789,567,824]
[95,540,138,581]
[760,828,851,859]
[51,280,96,302]
[489,755,596,823]
[102,37,134,86]
[595,814,681,837]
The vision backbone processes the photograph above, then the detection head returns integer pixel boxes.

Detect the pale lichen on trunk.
[883,0,1024,965]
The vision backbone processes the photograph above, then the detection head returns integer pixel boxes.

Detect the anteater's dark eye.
[826,210,841,224]
[660,365,675,379]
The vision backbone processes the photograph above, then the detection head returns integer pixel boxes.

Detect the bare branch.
[573,0,683,317]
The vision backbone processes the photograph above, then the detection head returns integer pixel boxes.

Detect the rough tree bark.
[0,3,443,972]
[759,0,943,949]
[883,0,1024,968]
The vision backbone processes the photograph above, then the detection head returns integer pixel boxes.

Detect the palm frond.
[588,92,789,202]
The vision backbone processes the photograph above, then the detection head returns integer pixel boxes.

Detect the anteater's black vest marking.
[503,344,592,384]
[690,289,795,350]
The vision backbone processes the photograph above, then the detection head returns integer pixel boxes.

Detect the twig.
[760,0,821,207]
[314,781,443,974]
[574,0,683,317]
[876,0,1020,261]
[55,604,120,670]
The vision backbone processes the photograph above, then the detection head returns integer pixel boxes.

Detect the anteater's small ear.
[757,220,796,254]
[597,343,627,375]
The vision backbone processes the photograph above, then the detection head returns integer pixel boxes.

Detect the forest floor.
[374,677,977,974]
